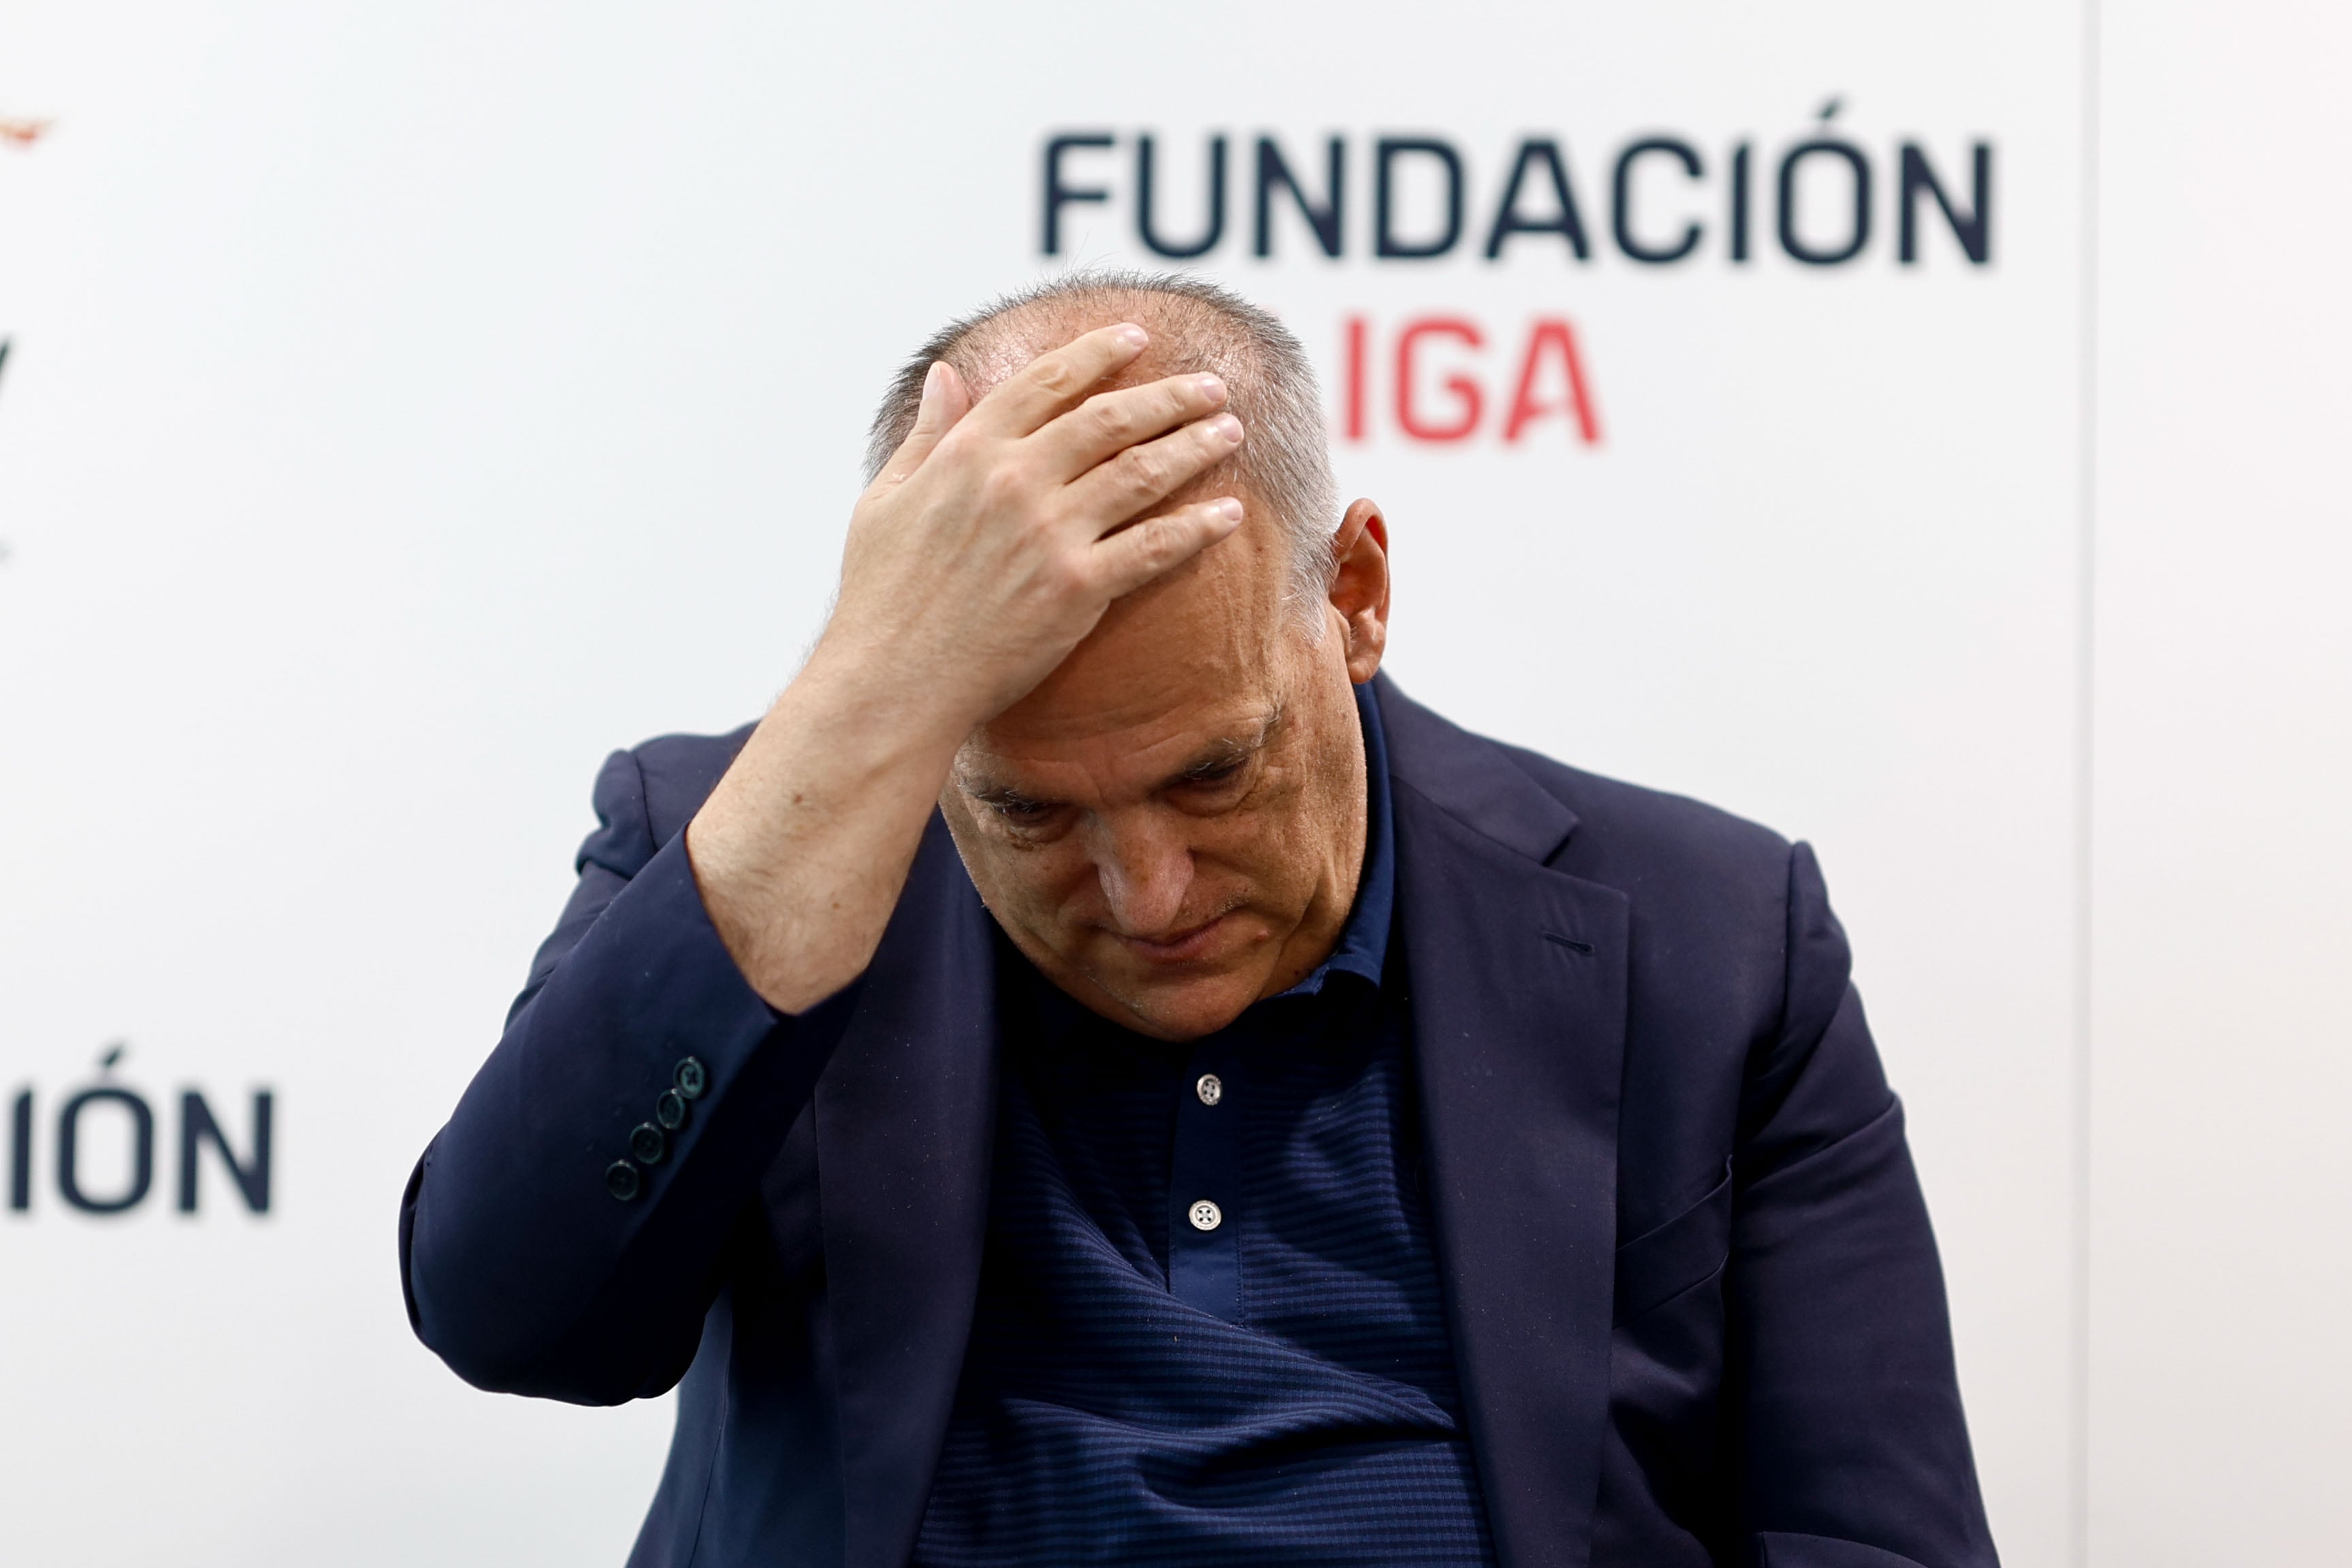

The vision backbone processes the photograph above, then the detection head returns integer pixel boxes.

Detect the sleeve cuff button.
[604,1161,643,1202]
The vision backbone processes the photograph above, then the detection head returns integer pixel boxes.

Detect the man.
[401,273,1997,1568]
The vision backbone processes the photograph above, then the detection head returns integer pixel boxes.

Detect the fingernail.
[921,361,944,399]
[1214,497,1244,523]
[1116,323,1148,348]
[1197,374,1227,402]
[1208,414,1244,444]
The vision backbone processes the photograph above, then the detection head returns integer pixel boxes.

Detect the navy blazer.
[401,676,1997,1568]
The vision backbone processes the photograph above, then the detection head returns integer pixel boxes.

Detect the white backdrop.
[0,3,2343,1565]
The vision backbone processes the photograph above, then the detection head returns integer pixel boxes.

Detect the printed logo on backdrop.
[7,1044,275,1220]
[0,110,53,147]
[1,118,270,1226]
[1039,104,1993,448]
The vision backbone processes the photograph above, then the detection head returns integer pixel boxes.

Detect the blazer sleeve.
[1727,843,1999,1567]
[398,746,862,1405]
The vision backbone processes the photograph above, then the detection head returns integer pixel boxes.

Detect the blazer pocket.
[1612,1160,1735,1326]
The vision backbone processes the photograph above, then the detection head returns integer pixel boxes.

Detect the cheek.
[1202,779,1325,890]
[961,835,1097,930]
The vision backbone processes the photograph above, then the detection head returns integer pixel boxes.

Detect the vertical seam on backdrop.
[2072,0,2103,1564]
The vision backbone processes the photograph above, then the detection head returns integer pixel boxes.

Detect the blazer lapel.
[1384,679,1630,1568]
[815,813,999,1568]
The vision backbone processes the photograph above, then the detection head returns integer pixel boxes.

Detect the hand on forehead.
[956,295,1246,406]
[950,305,1278,601]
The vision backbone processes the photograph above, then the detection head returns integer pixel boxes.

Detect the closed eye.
[1167,756,1257,806]
[986,793,1057,823]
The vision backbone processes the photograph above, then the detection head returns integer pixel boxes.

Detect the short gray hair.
[863,270,1342,630]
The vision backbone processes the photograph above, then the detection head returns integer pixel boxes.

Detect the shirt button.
[1188,1198,1223,1232]
[1195,1073,1223,1107]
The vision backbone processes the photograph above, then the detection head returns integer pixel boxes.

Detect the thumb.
[876,361,971,487]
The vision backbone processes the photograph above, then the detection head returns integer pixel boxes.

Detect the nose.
[1084,810,1197,938]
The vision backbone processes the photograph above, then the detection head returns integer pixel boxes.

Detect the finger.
[1061,412,1245,534]
[969,322,1151,437]
[1089,497,1247,600]
[1029,372,1231,484]
[873,361,973,487]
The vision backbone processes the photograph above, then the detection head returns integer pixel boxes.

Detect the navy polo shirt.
[913,683,1495,1567]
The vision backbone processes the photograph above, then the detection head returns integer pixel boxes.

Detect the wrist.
[787,634,981,768]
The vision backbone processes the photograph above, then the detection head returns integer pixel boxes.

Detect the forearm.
[403,827,859,1401]
[686,327,1246,1017]
[404,323,1244,1398]
[686,642,971,1013]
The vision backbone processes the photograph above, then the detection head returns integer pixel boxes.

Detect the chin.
[1106,970,1263,1043]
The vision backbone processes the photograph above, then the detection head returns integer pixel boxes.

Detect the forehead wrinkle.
[1080,525,1287,672]
[996,541,1285,744]
[1184,706,1283,769]
[955,703,1284,804]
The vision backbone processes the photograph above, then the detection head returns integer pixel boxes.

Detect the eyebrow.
[960,707,1284,808]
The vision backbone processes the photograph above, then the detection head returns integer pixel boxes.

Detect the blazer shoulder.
[616,721,760,849]
[1376,676,1796,903]
[1494,740,1797,904]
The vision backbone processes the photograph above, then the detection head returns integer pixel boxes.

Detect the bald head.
[867,271,1342,627]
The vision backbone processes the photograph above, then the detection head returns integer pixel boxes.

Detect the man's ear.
[1327,498,1391,685]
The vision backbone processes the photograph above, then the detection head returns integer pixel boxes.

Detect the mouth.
[1114,911,1238,966]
